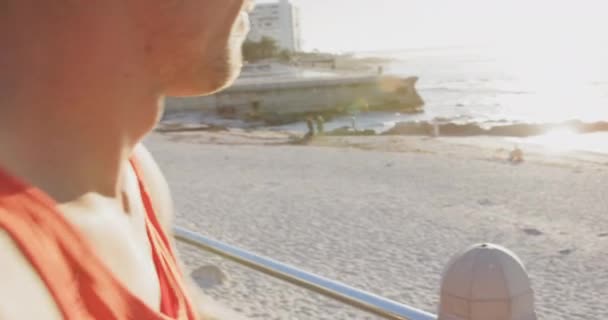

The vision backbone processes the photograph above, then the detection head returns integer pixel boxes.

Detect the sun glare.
[522,128,608,154]
[529,128,579,152]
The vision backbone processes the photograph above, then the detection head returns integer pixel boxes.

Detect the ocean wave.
[384,120,608,137]
[420,86,531,95]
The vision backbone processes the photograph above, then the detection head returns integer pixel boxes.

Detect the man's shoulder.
[0,231,64,319]
[132,143,174,231]
[0,230,29,276]
[0,231,35,288]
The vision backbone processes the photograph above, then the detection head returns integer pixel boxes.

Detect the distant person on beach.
[509,145,525,163]
[0,1,253,319]
[351,116,359,131]
[303,117,316,141]
[315,115,326,135]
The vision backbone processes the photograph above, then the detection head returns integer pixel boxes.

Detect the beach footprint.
[522,228,543,236]
[478,199,494,206]
[191,265,227,289]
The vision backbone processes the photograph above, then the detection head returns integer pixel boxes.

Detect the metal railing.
[175,227,437,320]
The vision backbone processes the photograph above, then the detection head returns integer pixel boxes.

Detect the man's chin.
[166,68,241,97]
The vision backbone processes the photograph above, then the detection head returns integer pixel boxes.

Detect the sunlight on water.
[522,130,608,154]
[386,45,608,125]
[492,42,608,123]
[526,128,581,152]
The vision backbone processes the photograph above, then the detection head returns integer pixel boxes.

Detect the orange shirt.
[0,158,198,320]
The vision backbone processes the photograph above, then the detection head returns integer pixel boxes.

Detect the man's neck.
[0,54,163,204]
[0,92,163,204]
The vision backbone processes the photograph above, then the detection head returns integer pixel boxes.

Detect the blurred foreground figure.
[0,1,253,319]
[438,244,537,320]
[509,145,525,163]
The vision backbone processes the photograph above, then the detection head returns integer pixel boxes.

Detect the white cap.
[438,243,537,320]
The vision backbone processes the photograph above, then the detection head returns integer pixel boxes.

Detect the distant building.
[247,0,301,52]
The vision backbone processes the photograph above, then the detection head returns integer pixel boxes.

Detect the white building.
[247,0,301,52]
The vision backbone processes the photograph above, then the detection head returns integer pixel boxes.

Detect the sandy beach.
[145,130,607,320]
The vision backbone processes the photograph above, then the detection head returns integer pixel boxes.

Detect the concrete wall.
[165,76,424,124]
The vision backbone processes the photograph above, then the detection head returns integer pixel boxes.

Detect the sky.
[256,0,608,53]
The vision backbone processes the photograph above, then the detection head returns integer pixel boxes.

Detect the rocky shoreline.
[158,118,608,139]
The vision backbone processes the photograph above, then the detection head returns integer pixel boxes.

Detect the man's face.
[133,0,253,97]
